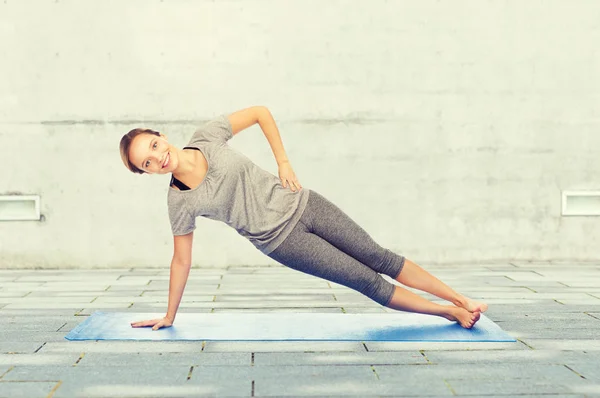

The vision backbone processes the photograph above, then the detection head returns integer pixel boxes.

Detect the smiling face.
[126,132,179,175]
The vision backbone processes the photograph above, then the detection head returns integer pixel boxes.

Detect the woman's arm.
[166,232,194,322]
[228,106,302,192]
[131,232,194,330]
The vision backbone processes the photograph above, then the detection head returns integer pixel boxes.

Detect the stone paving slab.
[446,378,575,395]
[0,381,59,398]
[40,341,206,354]
[0,353,81,366]
[497,319,600,329]
[364,341,529,351]
[252,351,427,366]
[422,350,592,364]
[215,294,336,302]
[521,339,600,351]
[104,284,218,291]
[4,318,71,332]
[25,291,146,297]
[0,282,45,291]
[0,342,47,354]
[211,307,343,313]
[373,363,581,383]
[0,292,29,298]
[481,395,585,398]
[76,307,213,316]
[91,295,214,303]
[507,328,600,339]
[58,383,238,397]
[0,331,67,343]
[3,365,191,382]
[203,341,366,353]
[148,287,339,295]
[77,352,250,367]
[122,301,381,309]
[2,302,131,310]
[253,372,454,397]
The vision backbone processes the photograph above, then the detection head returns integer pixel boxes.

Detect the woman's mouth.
[162,152,170,169]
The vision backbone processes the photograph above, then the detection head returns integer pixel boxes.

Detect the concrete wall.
[1,1,599,268]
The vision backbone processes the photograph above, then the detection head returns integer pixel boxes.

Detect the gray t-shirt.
[167,114,309,255]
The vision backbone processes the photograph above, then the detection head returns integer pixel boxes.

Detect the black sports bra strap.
[170,175,190,191]
[169,147,201,191]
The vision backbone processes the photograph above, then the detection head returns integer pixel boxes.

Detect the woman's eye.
[145,160,150,167]
[153,142,158,149]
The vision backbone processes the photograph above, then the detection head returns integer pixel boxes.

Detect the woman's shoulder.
[188,114,233,146]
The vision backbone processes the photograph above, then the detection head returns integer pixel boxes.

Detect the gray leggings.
[268,189,405,306]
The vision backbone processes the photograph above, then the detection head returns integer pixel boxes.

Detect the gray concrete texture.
[2,263,600,397]
[1,1,599,267]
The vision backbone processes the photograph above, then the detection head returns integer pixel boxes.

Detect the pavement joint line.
[332,294,338,301]
[443,379,457,396]
[362,342,369,352]
[73,353,85,366]
[341,307,346,313]
[22,291,32,298]
[0,366,14,380]
[251,380,255,397]
[186,366,193,380]
[47,380,62,398]
[558,281,570,287]
[201,341,206,351]
[251,353,255,366]
[370,365,380,380]
[74,309,86,316]
[212,295,216,302]
[139,290,145,297]
[34,342,47,353]
[564,364,586,379]
[55,322,67,332]
[90,297,97,303]
[517,338,535,350]
[419,350,431,363]
[524,286,538,293]
[503,275,515,281]
[531,270,545,276]
[104,285,110,292]
[553,299,565,305]
[127,303,134,308]
[585,312,600,320]
[587,293,600,299]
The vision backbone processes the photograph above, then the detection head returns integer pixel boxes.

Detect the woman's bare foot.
[443,306,481,329]
[456,296,488,313]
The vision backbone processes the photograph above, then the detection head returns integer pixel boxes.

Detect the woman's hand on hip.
[278,161,302,192]
[130,316,173,331]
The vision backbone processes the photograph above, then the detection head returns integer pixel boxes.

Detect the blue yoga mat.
[65,312,515,342]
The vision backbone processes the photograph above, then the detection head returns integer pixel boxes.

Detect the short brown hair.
[119,128,161,174]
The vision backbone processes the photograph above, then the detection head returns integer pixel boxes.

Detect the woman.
[119,106,487,331]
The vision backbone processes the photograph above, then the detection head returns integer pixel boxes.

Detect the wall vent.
[562,191,600,216]
[0,195,41,221]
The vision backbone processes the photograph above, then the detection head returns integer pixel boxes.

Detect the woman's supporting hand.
[278,161,302,192]
[130,316,173,331]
